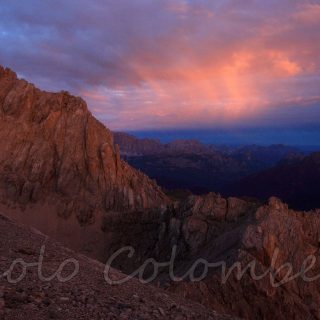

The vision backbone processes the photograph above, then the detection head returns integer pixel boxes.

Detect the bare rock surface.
[0,66,167,215]
[161,197,320,319]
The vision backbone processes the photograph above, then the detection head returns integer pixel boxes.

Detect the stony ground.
[0,213,235,320]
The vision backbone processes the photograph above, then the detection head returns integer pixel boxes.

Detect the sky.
[0,0,320,144]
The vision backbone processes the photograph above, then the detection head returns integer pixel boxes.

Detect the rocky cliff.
[164,196,320,319]
[0,66,168,257]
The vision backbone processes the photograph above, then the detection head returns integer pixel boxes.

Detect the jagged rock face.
[103,194,320,319]
[100,193,259,274]
[162,197,320,319]
[0,66,168,257]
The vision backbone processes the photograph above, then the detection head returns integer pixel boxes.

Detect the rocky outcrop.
[162,197,320,319]
[102,193,320,319]
[0,66,168,257]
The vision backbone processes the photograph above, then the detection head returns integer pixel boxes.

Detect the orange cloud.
[267,51,302,77]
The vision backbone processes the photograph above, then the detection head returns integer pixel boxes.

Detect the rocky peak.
[0,65,168,228]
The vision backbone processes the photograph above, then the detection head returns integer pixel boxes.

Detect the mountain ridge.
[113,131,304,197]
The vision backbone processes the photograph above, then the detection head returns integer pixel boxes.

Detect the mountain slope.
[227,152,320,210]
[0,212,234,320]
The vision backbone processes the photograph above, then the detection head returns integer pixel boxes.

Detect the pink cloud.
[0,0,319,130]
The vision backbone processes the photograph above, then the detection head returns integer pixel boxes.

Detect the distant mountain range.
[227,152,320,210]
[113,132,306,200]
[113,132,217,155]
[114,132,320,210]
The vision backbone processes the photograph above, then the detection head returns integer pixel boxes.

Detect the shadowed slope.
[0,213,234,320]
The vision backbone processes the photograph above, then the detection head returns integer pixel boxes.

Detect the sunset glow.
[1,0,320,131]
